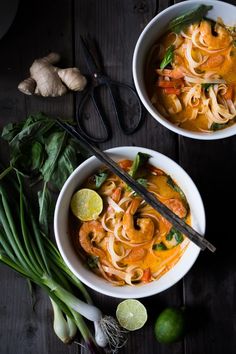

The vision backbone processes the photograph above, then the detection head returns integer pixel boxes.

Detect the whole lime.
[154,307,185,344]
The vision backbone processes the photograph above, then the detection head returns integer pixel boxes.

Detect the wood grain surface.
[0,1,235,353]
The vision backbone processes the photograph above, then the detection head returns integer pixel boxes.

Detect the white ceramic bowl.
[133,0,236,140]
[54,146,205,298]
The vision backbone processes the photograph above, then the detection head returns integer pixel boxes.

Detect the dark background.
[0,0,236,353]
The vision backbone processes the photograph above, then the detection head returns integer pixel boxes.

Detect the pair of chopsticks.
[57,119,216,253]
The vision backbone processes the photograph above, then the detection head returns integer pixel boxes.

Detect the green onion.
[0,170,127,353]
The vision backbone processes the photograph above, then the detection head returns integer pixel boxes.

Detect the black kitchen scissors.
[76,36,144,143]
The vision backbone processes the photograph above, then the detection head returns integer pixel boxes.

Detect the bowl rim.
[132,0,236,140]
[54,146,206,298]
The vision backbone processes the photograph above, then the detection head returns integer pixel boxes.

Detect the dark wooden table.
[1,0,236,353]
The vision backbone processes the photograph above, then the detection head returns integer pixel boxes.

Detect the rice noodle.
[107,235,129,269]
[107,196,124,213]
[183,84,201,107]
[185,39,208,69]
[192,27,229,53]
[208,86,235,123]
[168,95,182,114]
[184,76,226,84]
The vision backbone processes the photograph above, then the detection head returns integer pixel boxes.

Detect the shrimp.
[123,248,147,263]
[200,54,225,69]
[123,198,155,244]
[79,220,106,258]
[199,20,232,50]
[164,198,187,218]
[111,187,122,203]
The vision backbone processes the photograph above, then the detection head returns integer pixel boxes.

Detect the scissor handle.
[76,86,112,143]
[106,79,144,135]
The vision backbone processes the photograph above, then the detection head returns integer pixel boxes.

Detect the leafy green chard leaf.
[95,172,108,189]
[210,122,229,131]
[160,45,174,69]
[87,255,99,269]
[166,227,184,244]
[129,152,151,178]
[167,176,189,216]
[153,243,167,251]
[168,5,213,34]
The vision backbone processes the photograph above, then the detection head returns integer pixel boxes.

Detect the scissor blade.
[80,36,102,75]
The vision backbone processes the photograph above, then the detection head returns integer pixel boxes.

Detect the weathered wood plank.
[175,0,236,353]
[74,1,182,354]
[0,1,78,353]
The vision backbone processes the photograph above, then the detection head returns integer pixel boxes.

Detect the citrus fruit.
[116,299,148,331]
[70,188,103,221]
[154,307,185,343]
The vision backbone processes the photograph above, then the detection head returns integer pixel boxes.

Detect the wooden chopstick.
[56,119,216,253]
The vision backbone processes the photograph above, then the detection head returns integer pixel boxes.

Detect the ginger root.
[18,53,87,97]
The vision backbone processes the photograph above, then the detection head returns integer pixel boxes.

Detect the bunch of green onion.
[0,170,126,353]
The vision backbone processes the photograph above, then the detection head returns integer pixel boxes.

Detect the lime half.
[154,307,185,343]
[70,188,103,221]
[116,299,148,331]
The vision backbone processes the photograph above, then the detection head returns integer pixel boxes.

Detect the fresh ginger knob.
[18,53,87,97]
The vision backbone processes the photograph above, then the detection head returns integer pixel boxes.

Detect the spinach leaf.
[95,172,108,189]
[153,243,167,251]
[168,5,213,34]
[129,152,151,178]
[210,122,228,131]
[166,227,184,244]
[160,45,174,69]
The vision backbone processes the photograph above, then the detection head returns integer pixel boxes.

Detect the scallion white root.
[50,298,77,344]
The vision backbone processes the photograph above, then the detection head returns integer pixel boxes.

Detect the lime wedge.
[116,299,148,331]
[70,188,103,221]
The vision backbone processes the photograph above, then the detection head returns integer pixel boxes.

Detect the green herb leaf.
[87,255,99,269]
[160,45,174,69]
[168,5,213,34]
[153,243,167,251]
[95,172,108,189]
[50,140,81,190]
[40,131,67,183]
[201,83,213,91]
[129,152,151,178]
[210,122,228,131]
[167,176,189,217]
[38,182,54,234]
[136,178,148,188]
[166,227,184,244]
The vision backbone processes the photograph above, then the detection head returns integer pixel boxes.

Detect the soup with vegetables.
[146,5,236,132]
[69,153,190,286]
